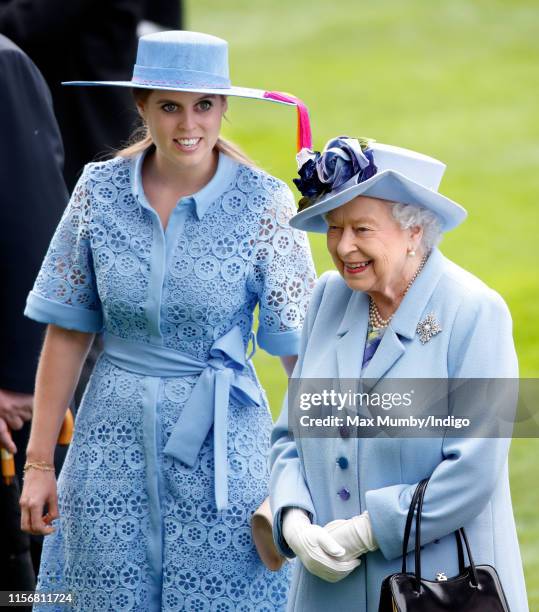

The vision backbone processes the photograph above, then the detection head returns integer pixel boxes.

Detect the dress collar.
[131,148,239,220]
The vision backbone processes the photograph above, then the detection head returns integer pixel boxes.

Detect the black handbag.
[378,478,511,611]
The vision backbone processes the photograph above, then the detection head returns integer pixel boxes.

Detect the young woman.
[21,31,315,611]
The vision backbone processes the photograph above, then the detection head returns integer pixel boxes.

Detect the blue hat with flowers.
[63,30,313,153]
[290,137,467,232]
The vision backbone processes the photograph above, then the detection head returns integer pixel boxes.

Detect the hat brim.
[289,169,467,233]
[61,81,295,105]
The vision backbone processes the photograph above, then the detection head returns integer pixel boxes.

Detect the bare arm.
[20,324,94,535]
[26,324,94,462]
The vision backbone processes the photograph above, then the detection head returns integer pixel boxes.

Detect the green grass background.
[188,1,539,604]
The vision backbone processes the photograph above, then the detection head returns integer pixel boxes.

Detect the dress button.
[337,487,351,501]
[339,425,350,438]
[336,457,349,469]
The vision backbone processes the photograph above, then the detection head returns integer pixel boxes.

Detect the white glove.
[282,508,361,582]
[324,511,378,562]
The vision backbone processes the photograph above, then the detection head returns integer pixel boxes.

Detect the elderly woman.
[269,137,528,611]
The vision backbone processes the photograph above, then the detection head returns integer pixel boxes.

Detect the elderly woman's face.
[326,196,421,296]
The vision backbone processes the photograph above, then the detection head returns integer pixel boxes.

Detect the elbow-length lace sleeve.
[249,179,316,356]
[24,166,103,332]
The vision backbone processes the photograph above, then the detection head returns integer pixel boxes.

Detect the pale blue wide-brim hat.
[63,30,315,151]
[63,30,294,104]
[290,140,467,233]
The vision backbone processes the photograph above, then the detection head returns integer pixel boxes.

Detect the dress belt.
[102,326,262,510]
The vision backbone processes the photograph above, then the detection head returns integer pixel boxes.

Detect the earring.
[408,249,416,257]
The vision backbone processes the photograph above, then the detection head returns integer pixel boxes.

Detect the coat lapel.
[362,327,405,386]
[336,291,369,379]
[364,248,446,386]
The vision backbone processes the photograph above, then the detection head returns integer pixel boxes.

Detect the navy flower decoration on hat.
[294,136,378,211]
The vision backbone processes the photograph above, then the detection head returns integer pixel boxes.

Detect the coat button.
[337,487,351,501]
[336,457,349,469]
[339,425,350,438]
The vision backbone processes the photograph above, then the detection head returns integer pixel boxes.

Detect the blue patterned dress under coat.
[25,149,316,612]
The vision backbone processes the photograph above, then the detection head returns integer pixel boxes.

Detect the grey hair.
[389,202,442,251]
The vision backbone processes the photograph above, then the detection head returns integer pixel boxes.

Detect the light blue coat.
[270,249,528,612]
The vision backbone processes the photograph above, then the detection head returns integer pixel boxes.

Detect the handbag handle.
[402,479,479,590]
[401,479,428,573]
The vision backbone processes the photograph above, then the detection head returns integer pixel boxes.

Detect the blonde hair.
[116,89,255,167]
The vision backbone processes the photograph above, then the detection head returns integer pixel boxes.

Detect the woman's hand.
[282,508,361,582]
[20,469,59,535]
[324,511,378,561]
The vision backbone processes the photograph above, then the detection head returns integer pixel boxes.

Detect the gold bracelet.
[23,461,55,474]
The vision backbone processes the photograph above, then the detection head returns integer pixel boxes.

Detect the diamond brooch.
[416,313,442,344]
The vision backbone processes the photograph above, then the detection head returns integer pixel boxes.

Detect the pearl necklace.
[368,254,428,330]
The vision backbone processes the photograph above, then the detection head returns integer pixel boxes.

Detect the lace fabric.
[27,151,316,611]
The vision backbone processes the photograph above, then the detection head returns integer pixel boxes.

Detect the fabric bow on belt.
[163,326,263,509]
[103,326,262,510]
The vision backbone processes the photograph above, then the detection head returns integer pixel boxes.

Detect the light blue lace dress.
[25,149,316,612]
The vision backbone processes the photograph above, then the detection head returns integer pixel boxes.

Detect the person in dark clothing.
[0,33,68,587]
[0,479,34,611]
[0,0,145,191]
[142,0,182,32]
[0,0,150,439]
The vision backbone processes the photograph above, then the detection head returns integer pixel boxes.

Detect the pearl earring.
[408,249,416,257]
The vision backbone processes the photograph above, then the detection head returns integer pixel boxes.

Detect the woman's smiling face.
[326,195,422,298]
[136,89,227,171]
